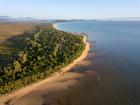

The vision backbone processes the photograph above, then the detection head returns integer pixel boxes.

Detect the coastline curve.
[0,24,90,105]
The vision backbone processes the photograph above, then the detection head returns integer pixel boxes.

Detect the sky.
[0,0,140,19]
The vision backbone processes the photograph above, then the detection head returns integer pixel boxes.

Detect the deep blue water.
[56,21,140,70]
[55,21,140,105]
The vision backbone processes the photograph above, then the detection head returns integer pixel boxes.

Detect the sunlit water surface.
[53,21,140,105]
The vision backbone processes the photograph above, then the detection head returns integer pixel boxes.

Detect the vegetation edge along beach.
[0,24,90,104]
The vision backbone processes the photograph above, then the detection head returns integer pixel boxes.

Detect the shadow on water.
[6,21,140,105]
[40,55,102,105]
[38,40,140,105]
[38,21,140,105]
[9,38,99,105]
[38,42,101,105]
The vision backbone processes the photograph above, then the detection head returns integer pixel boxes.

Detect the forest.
[0,24,85,95]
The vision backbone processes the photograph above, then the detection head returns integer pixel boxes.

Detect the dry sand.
[0,25,90,105]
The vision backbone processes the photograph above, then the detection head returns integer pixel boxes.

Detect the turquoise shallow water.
[55,21,140,105]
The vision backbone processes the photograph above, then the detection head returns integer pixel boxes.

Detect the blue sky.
[0,0,140,19]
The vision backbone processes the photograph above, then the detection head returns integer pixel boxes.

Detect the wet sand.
[0,29,90,105]
[39,21,140,105]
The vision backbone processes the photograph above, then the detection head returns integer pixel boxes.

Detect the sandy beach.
[0,25,90,105]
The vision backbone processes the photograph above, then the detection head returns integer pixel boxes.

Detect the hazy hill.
[0,16,67,23]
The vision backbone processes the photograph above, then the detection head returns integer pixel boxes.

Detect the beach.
[0,25,90,105]
[49,21,140,105]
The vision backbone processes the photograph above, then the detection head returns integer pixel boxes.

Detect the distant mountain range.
[0,16,67,23]
[0,16,12,21]
[0,16,37,22]
[0,16,140,23]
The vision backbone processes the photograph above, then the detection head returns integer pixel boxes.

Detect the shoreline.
[0,24,90,105]
[52,24,59,30]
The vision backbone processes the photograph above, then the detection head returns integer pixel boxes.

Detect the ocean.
[55,21,140,105]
